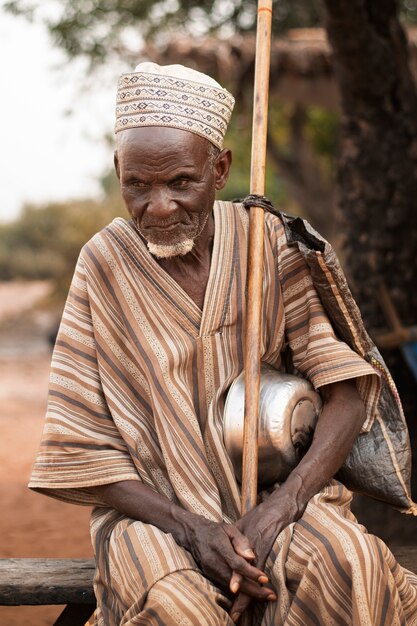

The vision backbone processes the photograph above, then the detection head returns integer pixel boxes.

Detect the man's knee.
[293,515,387,585]
[142,569,233,626]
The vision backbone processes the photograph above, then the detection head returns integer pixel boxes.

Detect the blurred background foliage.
[0,98,338,295]
[3,0,325,68]
[2,0,416,298]
[0,181,124,297]
[4,0,417,70]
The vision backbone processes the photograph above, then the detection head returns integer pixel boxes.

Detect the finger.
[225,525,256,561]
[230,593,251,624]
[222,527,268,584]
[238,579,277,602]
[225,552,268,585]
[230,571,243,594]
[227,528,269,584]
[230,592,251,624]
[230,585,277,624]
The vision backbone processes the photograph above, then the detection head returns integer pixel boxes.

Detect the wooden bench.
[1,549,417,624]
[0,558,96,625]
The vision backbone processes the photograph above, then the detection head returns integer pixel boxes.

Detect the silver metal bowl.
[223,364,322,486]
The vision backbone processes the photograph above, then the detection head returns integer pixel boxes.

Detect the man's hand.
[90,480,276,604]
[184,516,277,603]
[228,379,367,622]
[236,486,301,573]
[228,483,304,622]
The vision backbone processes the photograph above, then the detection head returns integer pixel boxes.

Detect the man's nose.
[146,186,176,219]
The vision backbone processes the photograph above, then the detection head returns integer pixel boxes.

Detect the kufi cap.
[115,62,235,149]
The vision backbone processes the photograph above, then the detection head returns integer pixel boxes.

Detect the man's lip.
[143,222,182,232]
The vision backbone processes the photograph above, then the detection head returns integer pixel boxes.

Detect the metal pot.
[223,364,322,486]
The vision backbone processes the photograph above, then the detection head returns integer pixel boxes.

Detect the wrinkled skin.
[114,126,231,309]
[92,126,367,623]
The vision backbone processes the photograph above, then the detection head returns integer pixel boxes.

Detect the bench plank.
[0,548,416,610]
[0,558,95,605]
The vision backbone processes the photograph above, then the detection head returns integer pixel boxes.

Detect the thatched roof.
[146,27,417,110]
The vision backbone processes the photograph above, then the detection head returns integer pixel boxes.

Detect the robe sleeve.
[275,220,381,433]
[29,252,141,506]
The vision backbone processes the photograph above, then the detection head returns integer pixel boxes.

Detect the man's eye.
[171,178,190,189]
[125,180,148,189]
[133,181,148,188]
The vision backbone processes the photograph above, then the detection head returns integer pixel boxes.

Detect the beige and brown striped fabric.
[86,481,417,626]
[262,481,417,626]
[29,201,406,625]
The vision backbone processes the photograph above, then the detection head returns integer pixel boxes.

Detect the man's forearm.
[90,480,273,599]
[271,378,366,514]
[90,480,198,550]
[234,378,366,572]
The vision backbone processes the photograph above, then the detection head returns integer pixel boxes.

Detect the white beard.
[147,238,194,259]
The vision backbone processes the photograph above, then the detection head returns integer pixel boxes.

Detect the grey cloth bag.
[277,211,416,513]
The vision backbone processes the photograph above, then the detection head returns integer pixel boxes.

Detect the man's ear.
[114,150,120,179]
[215,148,232,190]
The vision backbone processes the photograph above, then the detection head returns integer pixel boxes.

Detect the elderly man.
[30,63,417,626]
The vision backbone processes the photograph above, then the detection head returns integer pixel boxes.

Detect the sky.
[0,6,121,222]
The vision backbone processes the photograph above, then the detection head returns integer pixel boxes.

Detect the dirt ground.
[0,283,93,625]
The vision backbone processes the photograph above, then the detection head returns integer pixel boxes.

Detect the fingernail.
[231,612,240,623]
[267,593,277,601]
[244,549,255,558]
[258,575,269,584]
[230,581,240,593]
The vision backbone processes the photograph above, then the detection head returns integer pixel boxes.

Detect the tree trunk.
[322,0,417,329]
[322,0,417,503]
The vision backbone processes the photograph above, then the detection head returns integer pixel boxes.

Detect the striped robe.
[30,202,417,625]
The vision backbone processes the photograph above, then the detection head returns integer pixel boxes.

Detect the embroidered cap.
[115,62,235,149]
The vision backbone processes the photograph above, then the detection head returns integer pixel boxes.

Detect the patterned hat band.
[115,70,235,149]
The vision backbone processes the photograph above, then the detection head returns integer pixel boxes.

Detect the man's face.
[115,127,231,257]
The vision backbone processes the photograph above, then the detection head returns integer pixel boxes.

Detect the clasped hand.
[228,486,304,622]
[187,517,274,604]
[188,492,299,623]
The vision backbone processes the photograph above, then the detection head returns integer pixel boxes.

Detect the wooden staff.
[241,0,273,516]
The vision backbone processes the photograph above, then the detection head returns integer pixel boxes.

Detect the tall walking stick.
[241,0,273,517]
